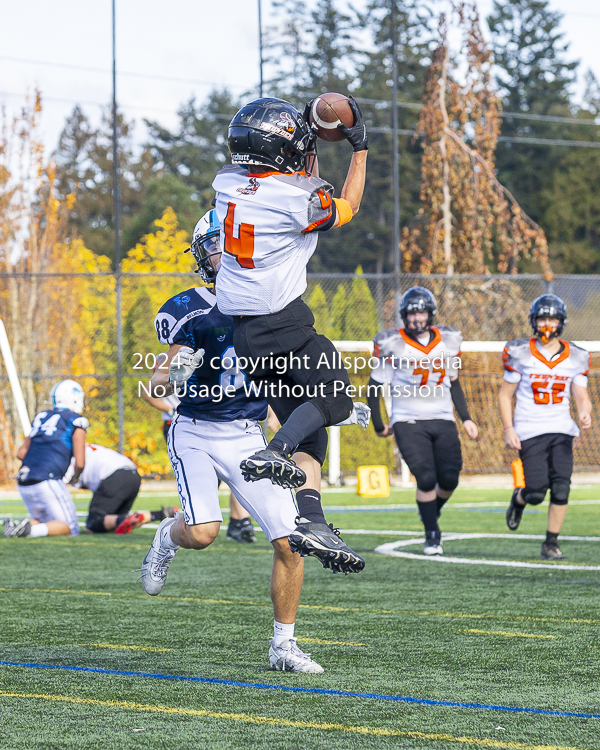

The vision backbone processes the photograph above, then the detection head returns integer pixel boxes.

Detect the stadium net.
[2,271,600,483]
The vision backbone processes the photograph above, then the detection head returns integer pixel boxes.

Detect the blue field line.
[1,661,598,719]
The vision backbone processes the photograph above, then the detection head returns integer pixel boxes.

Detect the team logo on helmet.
[237,177,260,195]
[276,111,296,133]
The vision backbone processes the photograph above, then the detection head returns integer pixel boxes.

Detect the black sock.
[436,495,449,515]
[546,531,559,545]
[268,402,326,456]
[150,510,165,522]
[417,500,440,533]
[229,517,250,528]
[115,514,127,529]
[296,489,327,524]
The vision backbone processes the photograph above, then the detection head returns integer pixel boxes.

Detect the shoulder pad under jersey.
[155,288,216,346]
[373,329,404,360]
[437,326,463,354]
[73,416,89,430]
[502,338,530,372]
[567,342,591,374]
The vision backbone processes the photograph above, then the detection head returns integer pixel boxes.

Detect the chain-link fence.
[2,271,600,480]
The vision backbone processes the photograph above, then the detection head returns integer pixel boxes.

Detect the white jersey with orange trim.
[503,338,590,441]
[64,444,137,492]
[370,326,463,423]
[212,165,338,315]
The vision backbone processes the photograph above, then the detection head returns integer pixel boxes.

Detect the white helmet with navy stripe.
[189,209,221,285]
[50,380,85,414]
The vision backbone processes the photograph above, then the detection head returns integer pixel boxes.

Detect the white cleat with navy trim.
[268,638,324,673]
[140,517,179,596]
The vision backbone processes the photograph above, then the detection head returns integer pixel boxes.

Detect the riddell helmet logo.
[276,111,296,133]
[237,177,260,195]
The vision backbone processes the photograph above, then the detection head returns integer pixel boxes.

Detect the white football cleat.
[139,517,179,596]
[3,518,31,538]
[268,638,324,673]
[423,531,443,556]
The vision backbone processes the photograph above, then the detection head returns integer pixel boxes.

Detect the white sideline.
[375,533,600,571]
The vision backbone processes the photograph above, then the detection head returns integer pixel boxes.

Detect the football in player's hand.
[308,93,355,142]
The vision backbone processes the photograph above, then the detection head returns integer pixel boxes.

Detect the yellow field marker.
[297,638,365,646]
[1,587,598,626]
[460,629,557,640]
[86,643,173,652]
[0,690,589,750]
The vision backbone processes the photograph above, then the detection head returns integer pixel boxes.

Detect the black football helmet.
[227,98,315,174]
[400,287,437,334]
[529,294,567,341]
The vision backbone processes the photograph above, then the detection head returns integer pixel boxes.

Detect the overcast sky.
[1,0,599,155]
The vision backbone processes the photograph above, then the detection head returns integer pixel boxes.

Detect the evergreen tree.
[344,266,379,339]
[307,284,331,337]
[488,0,579,223]
[330,284,347,339]
[54,107,156,262]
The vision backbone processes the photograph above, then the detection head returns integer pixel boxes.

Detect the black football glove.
[338,96,368,152]
[302,100,318,153]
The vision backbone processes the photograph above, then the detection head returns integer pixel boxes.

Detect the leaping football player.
[499,294,592,559]
[138,209,324,673]
[212,96,369,574]
[367,287,478,555]
[4,380,88,539]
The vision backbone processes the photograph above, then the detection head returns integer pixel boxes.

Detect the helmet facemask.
[190,232,221,285]
[535,317,561,344]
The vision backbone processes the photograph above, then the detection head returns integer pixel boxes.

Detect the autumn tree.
[402,5,551,278]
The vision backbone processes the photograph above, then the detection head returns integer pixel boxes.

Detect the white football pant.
[167,415,297,541]
[18,479,80,536]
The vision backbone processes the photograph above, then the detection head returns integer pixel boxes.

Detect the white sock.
[273,620,295,647]
[29,523,48,538]
[160,522,179,550]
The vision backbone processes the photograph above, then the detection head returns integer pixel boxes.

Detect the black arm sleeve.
[366,377,386,433]
[450,377,471,423]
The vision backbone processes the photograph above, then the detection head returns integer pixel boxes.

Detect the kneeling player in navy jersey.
[138,209,323,672]
[4,380,87,538]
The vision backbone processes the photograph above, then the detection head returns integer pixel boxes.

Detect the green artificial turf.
[0,487,599,749]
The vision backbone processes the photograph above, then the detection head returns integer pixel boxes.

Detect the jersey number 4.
[224,202,255,269]
[532,380,566,405]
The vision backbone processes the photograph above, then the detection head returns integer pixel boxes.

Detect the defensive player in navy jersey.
[138,209,324,673]
[4,380,88,538]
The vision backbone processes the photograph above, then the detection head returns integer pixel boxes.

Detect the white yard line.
[375,533,600,571]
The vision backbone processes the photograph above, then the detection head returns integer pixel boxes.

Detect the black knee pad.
[521,488,547,506]
[412,466,437,493]
[312,389,353,427]
[437,471,460,493]
[85,514,107,534]
[550,479,570,506]
[296,427,329,466]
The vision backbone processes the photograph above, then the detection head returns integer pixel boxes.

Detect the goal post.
[0,317,31,437]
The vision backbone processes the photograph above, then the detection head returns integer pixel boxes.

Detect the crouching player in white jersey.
[367,288,478,555]
[138,209,324,673]
[213,97,368,574]
[4,380,87,539]
[64,443,177,534]
[500,294,592,560]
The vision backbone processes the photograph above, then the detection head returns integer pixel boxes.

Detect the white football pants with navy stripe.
[18,480,80,536]
[167,415,297,541]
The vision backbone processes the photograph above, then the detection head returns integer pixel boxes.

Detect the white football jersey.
[370,326,463,423]
[64,444,137,492]
[212,165,337,315]
[503,338,589,441]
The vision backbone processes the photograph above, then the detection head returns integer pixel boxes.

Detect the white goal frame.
[0,317,31,437]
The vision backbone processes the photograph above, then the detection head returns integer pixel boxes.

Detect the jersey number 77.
[224,202,255,269]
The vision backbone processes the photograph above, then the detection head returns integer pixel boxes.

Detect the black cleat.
[288,517,365,574]
[226,517,257,544]
[541,541,564,560]
[240,449,306,490]
[506,489,525,531]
